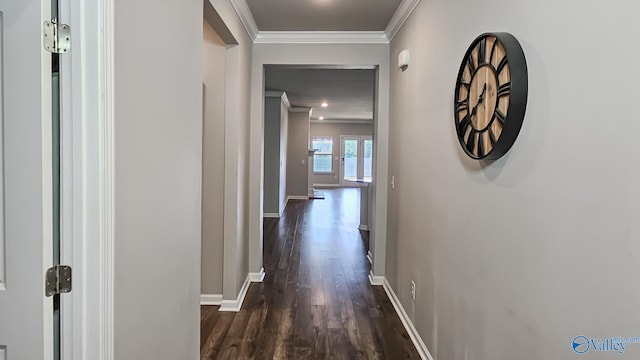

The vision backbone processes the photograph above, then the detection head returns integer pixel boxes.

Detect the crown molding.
[228,0,420,44]
[281,93,291,109]
[265,90,284,98]
[254,31,389,44]
[228,0,259,41]
[311,119,373,124]
[265,91,292,109]
[385,0,421,41]
[290,106,312,114]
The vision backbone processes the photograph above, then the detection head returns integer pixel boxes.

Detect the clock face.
[454,33,528,160]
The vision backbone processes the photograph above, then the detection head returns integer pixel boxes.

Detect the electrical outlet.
[411,280,416,300]
[391,176,396,189]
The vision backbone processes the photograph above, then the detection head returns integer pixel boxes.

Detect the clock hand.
[477,83,487,103]
[470,83,488,117]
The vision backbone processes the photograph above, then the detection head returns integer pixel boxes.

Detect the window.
[312,137,333,173]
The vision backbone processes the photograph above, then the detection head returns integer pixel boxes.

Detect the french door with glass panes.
[340,136,373,186]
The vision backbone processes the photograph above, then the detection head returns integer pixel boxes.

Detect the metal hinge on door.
[45,265,72,297]
[43,18,71,53]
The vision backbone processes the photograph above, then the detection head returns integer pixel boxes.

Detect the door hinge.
[43,18,70,54]
[45,265,72,297]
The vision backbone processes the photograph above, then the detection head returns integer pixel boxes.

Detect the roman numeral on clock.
[456,99,469,112]
[466,130,477,154]
[496,57,508,74]
[458,114,472,135]
[478,38,487,65]
[477,132,485,157]
[497,82,511,97]
[494,109,507,126]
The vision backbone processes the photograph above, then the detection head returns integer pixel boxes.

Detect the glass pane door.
[363,139,373,182]
[343,139,358,182]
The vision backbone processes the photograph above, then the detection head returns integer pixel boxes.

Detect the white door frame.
[59,0,114,358]
[339,135,373,186]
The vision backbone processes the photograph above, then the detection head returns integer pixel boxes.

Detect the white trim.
[228,0,259,40]
[219,274,251,312]
[368,271,384,286]
[289,106,312,113]
[311,119,373,124]
[100,0,115,358]
[313,183,341,188]
[280,197,288,216]
[367,251,373,265]
[287,195,309,201]
[385,0,422,41]
[255,31,388,44]
[265,91,291,110]
[359,224,370,231]
[249,267,266,282]
[264,90,284,98]
[263,212,280,218]
[281,92,291,110]
[382,278,434,360]
[200,294,223,306]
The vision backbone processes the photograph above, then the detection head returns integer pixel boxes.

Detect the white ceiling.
[246,0,403,31]
[266,67,375,122]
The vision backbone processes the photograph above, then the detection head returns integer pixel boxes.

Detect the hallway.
[200,188,420,359]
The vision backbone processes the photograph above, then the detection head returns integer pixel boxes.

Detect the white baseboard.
[218,268,265,312]
[287,195,309,201]
[313,183,341,188]
[367,251,373,265]
[359,224,369,231]
[219,274,251,312]
[249,267,265,282]
[368,270,384,286]
[382,278,434,360]
[200,294,223,305]
[264,212,280,218]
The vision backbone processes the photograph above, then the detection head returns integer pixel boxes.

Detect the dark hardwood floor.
[200,188,420,359]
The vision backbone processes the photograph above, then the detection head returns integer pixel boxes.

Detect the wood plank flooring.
[201,188,420,359]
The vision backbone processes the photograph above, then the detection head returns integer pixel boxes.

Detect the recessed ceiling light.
[319,116,324,120]
[321,102,328,107]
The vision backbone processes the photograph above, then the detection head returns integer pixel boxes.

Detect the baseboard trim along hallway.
[218,268,265,312]
[368,270,384,285]
[382,278,435,360]
[249,267,265,282]
[219,275,251,312]
[200,294,223,306]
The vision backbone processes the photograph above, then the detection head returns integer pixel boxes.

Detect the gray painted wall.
[388,1,640,359]
[286,111,311,197]
[113,0,202,358]
[207,0,254,300]
[263,95,288,214]
[310,122,373,186]
[201,20,226,295]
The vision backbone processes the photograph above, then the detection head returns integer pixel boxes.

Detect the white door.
[340,136,373,186]
[0,0,54,359]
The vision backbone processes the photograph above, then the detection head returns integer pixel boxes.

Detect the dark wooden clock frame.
[454,32,528,160]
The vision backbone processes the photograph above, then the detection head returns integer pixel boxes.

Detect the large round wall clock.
[454,32,528,160]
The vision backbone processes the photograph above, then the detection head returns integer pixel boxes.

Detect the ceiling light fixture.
[321,102,328,107]
[319,116,324,120]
